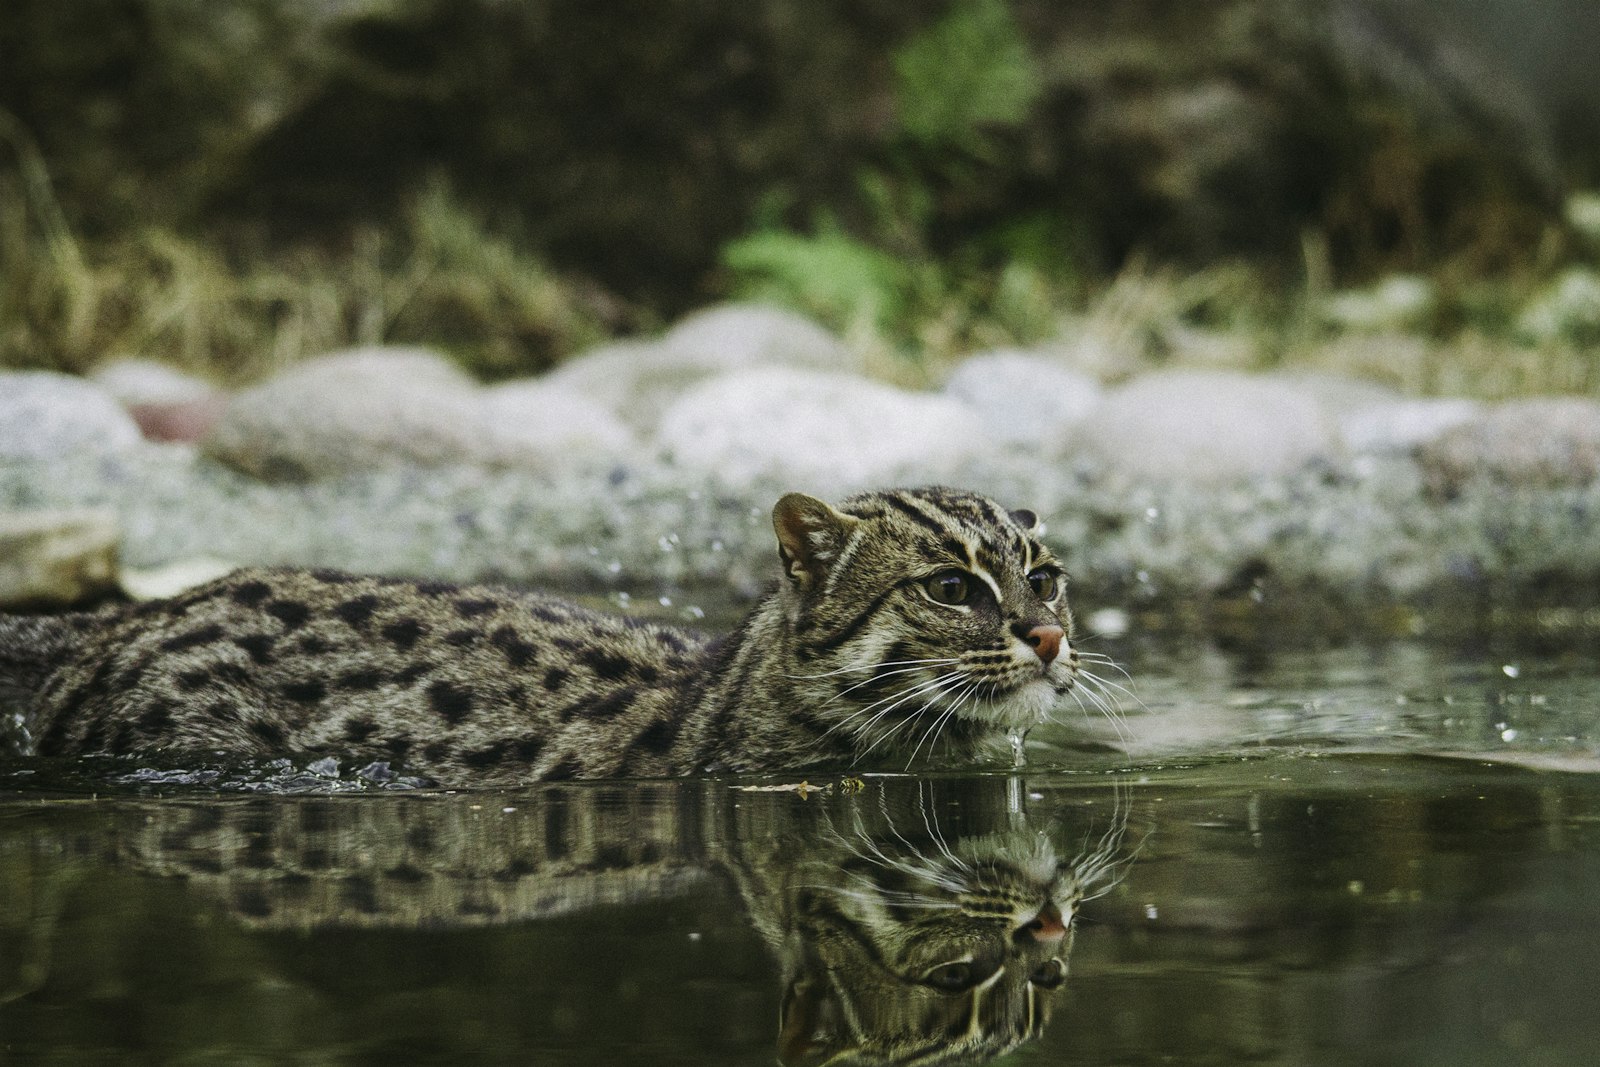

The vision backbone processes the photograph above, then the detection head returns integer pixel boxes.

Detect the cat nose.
[1015,624,1063,667]
[1018,902,1067,944]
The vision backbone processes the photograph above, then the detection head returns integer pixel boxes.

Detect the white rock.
[201,347,493,481]
[120,557,238,601]
[0,371,143,460]
[480,379,637,466]
[544,304,856,432]
[662,302,856,370]
[1071,370,1340,483]
[1419,396,1600,490]
[1340,397,1482,454]
[943,350,1103,448]
[1517,268,1600,344]
[655,367,983,494]
[1321,274,1435,332]
[89,359,217,406]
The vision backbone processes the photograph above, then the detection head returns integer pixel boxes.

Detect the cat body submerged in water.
[0,487,1088,784]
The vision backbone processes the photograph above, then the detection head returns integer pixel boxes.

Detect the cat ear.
[1009,507,1039,532]
[773,493,858,590]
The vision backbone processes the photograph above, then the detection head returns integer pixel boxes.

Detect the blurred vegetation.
[1,0,1598,393]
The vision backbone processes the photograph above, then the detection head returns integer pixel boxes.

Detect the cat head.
[772,487,1077,759]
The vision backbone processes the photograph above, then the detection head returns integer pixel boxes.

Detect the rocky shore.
[3,304,1599,622]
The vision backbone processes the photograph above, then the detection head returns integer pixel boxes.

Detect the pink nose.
[1024,625,1063,667]
[1021,902,1067,944]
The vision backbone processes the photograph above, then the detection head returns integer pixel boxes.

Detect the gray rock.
[1419,397,1600,491]
[201,347,495,481]
[0,372,143,461]
[1070,370,1340,484]
[89,360,217,406]
[1340,397,1482,454]
[0,509,120,609]
[480,379,638,467]
[544,304,856,433]
[655,367,983,495]
[1517,269,1600,345]
[943,350,1103,448]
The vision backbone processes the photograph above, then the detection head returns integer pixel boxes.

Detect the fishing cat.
[0,487,1085,784]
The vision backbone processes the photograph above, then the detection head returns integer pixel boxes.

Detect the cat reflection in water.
[2,780,1133,1066]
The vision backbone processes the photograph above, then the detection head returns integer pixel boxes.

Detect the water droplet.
[1500,727,1519,742]
[658,596,673,607]
[1144,904,1159,921]
[1501,664,1521,678]
[1008,732,1027,768]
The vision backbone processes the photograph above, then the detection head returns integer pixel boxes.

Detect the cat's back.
[32,567,711,770]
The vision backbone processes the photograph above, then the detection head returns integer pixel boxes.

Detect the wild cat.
[0,487,1123,784]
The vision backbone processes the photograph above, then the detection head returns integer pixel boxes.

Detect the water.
[3,633,1600,1065]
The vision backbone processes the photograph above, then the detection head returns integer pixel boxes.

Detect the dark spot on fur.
[136,701,174,733]
[159,623,226,653]
[581,648,633,681]
[529,604,566,623]
[543,667,569,691]
[177,668,212,692]
[108,721,137,755]
[296,634,333,655]
[384,862,429,883]
[395,663,433,687]
[577,687,636,720]
[282,680,326,705]
[385,734,413,760]
[342,716,379,743]
[340,874,380,914]
[234,633,276,665]
[490,625,536,668]
[382,618,425,650]
[428,680,474,726]
[507,684,527,705]
[311,569,359,584]
[414,580,455,596]
[338,668,385,691]
[423,740,452,763]
[454,598,496,618]
[635,715,683,753]
[265,600,312,630]
[634,664,659,685]
[544,756,582,781]
[443,628,478,648]
[334,595,381,629]
[206,700,238,723]
[461,740,511,768]
[250,720,286,746]
[231,580,272,606]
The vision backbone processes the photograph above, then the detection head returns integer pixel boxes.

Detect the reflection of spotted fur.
[3,487,1083,784]
[8,780,1129,1064]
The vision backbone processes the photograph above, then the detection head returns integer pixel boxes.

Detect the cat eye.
[1027,568,1059,601]
[923,962,978,992]
[1029,958,1066,989]
[923,570,973,606]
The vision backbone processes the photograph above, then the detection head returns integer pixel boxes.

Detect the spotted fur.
[0,487,1083,784]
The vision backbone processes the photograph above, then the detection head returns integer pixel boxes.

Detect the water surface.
[3,634,1599,1065]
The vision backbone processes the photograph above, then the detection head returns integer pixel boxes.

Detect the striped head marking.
[774,487,1078,759]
